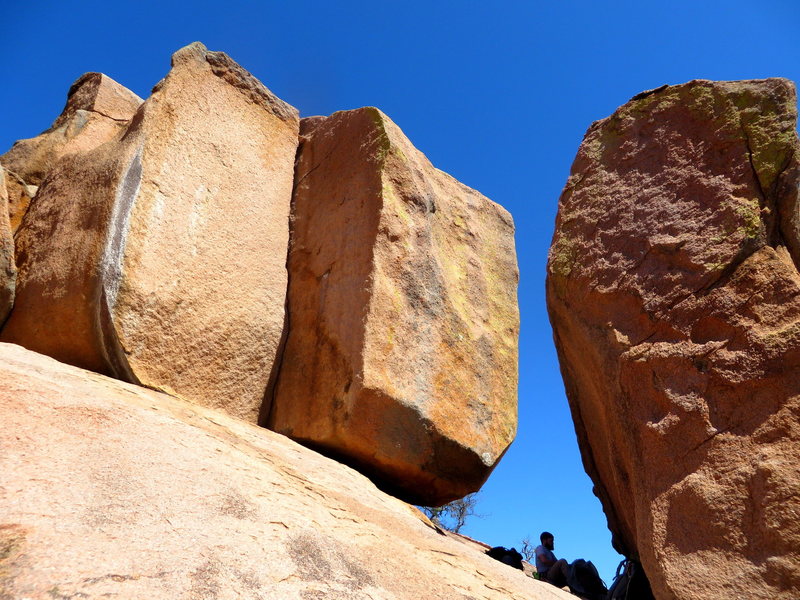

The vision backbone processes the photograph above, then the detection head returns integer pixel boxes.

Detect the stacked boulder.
[0,71,144,329]
[271,108,519,504]
[0,43,519,506]
[2,43,298,423]
[547,79,800,599]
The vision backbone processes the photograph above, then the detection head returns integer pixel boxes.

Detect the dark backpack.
[566,558,607,600]
[607,559,655,600]
[485,546,524,570]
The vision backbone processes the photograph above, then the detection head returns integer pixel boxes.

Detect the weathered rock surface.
[0,342,568,600]
[1,168,37,235]
[547,79,800,600]
[270,108,519,506]
[1,72,143,187]
[0,72,143,238]
[1,73,141,238]
[1,42,298,422]
[0,168,16,323]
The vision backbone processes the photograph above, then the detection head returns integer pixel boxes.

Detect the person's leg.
[545,559,570,588]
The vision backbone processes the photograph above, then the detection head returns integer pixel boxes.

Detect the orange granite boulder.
[1,168,37,235]
[1,43,299,422]
[270,108,520,506]
[1,71,143,187]
[547,79,800,600]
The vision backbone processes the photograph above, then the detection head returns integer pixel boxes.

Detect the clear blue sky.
[3,0,799,585]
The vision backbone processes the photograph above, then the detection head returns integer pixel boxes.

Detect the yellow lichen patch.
[705,262,728,272]
[730,82,799,194]
[549,233,578,279]
[759,319,800,350]
[731,196,763,240]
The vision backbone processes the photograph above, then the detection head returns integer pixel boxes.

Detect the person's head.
[540,531,554,550]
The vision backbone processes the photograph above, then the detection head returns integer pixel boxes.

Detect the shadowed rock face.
[547,79,800,600]
[1,169,38,236]
[0,343,566,600]
[1,43,299,422]
[270,108,520,506]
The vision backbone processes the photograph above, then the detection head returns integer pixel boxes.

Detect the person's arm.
[536,547,556,568]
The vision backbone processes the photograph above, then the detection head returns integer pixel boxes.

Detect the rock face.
[0,72,143,232]
[547,79,800,600]
[1,72,143,187]
[0,168,16,324]
[0,43,520,507]
[1,43,299,422]
[0,343,566,600]
[1,168,38,235]
[270,108,519,506]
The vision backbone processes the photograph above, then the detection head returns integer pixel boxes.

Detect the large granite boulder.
[270,108,519,506]
[547,79,800,600]
[0,342,568,600]
[0,168,16,324]
[1,42,299,422]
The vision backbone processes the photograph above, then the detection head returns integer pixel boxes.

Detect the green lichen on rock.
[706,195,762,266]
[549,233,578,280]
[741,110,796,194]
[581,113,628,165]
[630,88,676,114]
[705,261,727,272]
[761,319,800,350]
[733,196,763,240]
[364,106,393,162]
[730,80,798,195]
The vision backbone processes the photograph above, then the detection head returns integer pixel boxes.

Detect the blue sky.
[3,0,799,585]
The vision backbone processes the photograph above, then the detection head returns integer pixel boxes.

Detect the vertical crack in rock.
[259,131,305,428]
[97,145,142,384]
[0,167,16,328]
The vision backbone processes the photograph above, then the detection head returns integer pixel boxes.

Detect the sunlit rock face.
[1,43,299,422]
[0,342,566,600]
[547,79,800,600]
[270,108,520,506]
[0,167,15,324]
[1,71,143,187]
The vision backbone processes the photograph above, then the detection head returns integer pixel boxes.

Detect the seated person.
[534,531,569,587]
